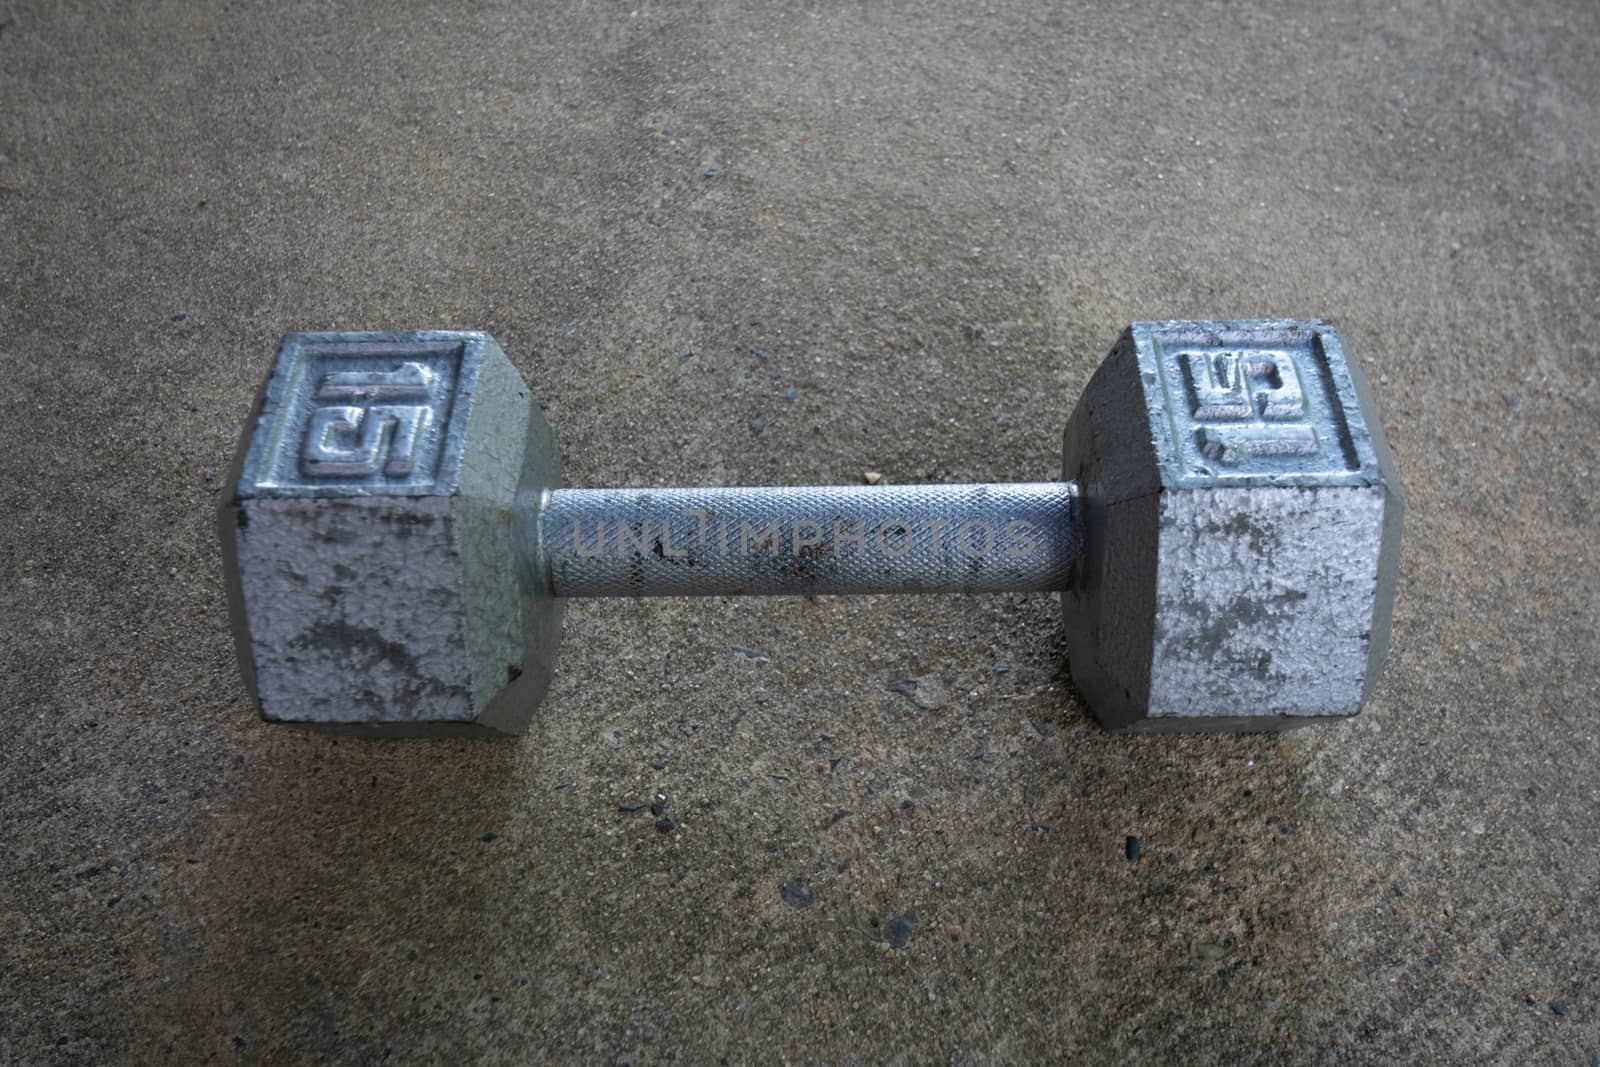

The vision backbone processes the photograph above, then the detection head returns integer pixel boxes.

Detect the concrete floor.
[3,1,1597,1062]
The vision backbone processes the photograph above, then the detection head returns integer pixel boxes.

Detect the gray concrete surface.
[2,1,1596,1062]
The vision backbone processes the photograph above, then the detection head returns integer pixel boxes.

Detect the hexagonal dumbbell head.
[1062,320,1403,731]
[218,332,562,735]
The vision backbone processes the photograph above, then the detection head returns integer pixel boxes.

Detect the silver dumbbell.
[218,321,1403,736]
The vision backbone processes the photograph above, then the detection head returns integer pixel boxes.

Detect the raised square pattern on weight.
[1135,321,1381,489]
[236,332,486,498]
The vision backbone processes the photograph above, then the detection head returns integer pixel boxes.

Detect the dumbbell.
[217,321,1403,736]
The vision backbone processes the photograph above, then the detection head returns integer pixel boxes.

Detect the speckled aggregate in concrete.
[2,1,1596,1063]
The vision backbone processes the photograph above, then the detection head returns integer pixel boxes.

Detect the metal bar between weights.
[537,482,1080,598]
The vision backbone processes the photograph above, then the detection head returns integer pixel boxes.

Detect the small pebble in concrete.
[887,673,948,712]
[884,911,918,949]
[655,814,675,832]
[780,878,814,909]
[1125,836,1142,862]
[912,674,948,709]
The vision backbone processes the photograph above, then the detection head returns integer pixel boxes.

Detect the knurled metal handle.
[538,482,1080,597]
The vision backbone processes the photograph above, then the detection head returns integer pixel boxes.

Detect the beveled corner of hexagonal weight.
[217,331,562,736]
[1061,320,1404,732]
